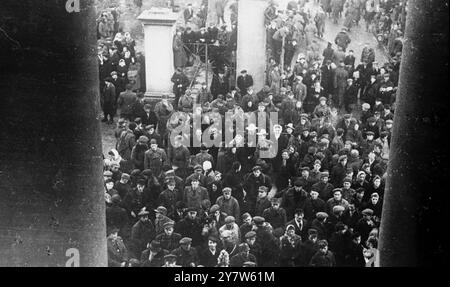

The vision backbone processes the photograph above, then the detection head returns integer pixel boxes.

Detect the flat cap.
[362,208,374,216]
[332,205,345,213]
[253,216,265,225]
[225,216,236,224]
[245,231,257,239]
[179,237,192,245]
[316,212,328,219]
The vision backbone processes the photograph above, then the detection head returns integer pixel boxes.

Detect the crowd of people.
[101,0,403,267]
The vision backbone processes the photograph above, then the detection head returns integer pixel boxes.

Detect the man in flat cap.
[311,171,334,201]
[356,208,376,244]
[130,136,148,171]
[327,188,350,215]
[172,237,199,267]
[107,226,129,267]
[331,154,348,187]
[130,209,156,259]
[262,197,287,230]
[309,239,336,266]
[219,215,241,246]
[303,189,327,221]
[199,236,220,267]
[182,174,209,211]
[243,166,272,214]
[311,212,331,240]
[216,187,241,223]
[230,243,257,267]
[254,186,272,217]
[237,69,254,96]
[155,221,182,253]
[140,240,169,267]
[143,138,167,177]
[252,215,280,267]
[281,178,309,220]
[113,173,132,199]
[174,207,203,248]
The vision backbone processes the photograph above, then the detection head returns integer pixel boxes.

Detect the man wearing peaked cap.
[316,212,328,220]
[253,216,265,226]
[362,208,374,216]
[179,237,192,245]
[245,231,257,239]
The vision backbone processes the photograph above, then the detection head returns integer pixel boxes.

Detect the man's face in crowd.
[188,211,197,220]
[302,170,309,178]
[334,191,342,201]
[356,191,364,199]
[371,196,379,205]
[282,151,289,160]
[314,163,321,171]
[111,166,119,172]
[321,176,329,183]
[295,212,304,221]
[287,229,295,237]
[105,180,115,191]
[358,173,366,181]
[167,183,175,191]
[319,245,328,254]
[258,190,267,199]
[181,243,191,251]
[244,216,252,225]
[208,240,217,250]
[164,226,174,236]
[253,170,261,177]
[272,202,280,210]
[246,237,256,246]
[311,190,319,200]
[223,191,232,200]
[373,177,381,187]
[343,182,351,190]
[140,215,149,223]
[137,184,145,193]
[191,180,199,189]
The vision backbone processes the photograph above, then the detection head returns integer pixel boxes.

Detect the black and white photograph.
[0,0,448,276]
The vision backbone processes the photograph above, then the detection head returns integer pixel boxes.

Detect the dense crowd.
[100,0,403,267]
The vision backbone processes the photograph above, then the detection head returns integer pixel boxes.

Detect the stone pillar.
[378,0,449,266]
[236,0,268,92]
[0,0,106,266]
[138,8,179,99]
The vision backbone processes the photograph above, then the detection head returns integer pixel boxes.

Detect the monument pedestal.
[236,0,268,92]
[138,8,180,100]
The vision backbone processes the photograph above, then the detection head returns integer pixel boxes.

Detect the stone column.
[0,0,106,266]
[236,0,268,92]
[138,8,180,99]
[378,0,449,266]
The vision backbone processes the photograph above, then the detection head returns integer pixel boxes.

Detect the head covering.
[225,216,236,224]
[316,212,328,220]
[253,216,265,225]
[179,237,192,245]
[245,231,257,239]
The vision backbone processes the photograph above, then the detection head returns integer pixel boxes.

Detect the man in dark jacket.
[102,78,116,124]
[172,237,200,267]
[171,68,190,109]
[309,239,336,266]
[130,210,156,259]
[175,208,203,248]
[334,28,351,51]
[117,84,137,121]
[155,221,182,252]
[199,236,221,267]
[304,190,327,221]
[286,208,309,241]
[253,216,279,267]
[344,78,358,113]
[107,226,129,267]
[236,70,254,95]
[243,166,272,214]
[281,180,309,220]
[140,240,169,267]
